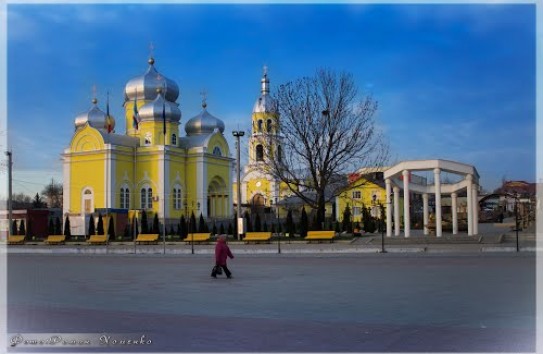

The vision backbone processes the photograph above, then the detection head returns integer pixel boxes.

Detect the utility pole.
[232,130,245,240]
[6,150,12,237]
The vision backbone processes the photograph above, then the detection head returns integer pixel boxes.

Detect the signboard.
[237,217,245,235]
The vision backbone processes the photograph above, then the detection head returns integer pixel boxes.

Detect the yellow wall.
[337,179,387,222]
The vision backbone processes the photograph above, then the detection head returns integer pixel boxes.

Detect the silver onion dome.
[124,57,179,103]
[253,68,278,113]
[185,104,225,136]
[74,98,115,131]
[138,91,181,123]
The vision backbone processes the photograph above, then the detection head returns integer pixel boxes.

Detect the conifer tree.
[123,221,130,239]
[198,213,206,233]
[88,216,95,237]
[108,218,115,239]
[18,220,26,236]
[300,207,308,238]
[285,209,294,237]
[141,210,149,234]
[48,218,55,235]
[63,216,71,238]
[26,218,32,238]
[152,213,159,234]
[189,211,197,233]
[227,223,233,236]
[97,213,104,235]
[342,205,352,233]
[212,222,217,235]
[263,221,268,232]
[244,211,253,233]
[55,216,62,235]
[134,218,139,240]
[219,223,225,235]
[179,215,187,238]
[12,220,18,235]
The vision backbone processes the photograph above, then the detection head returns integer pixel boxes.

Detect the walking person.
[212,234,234,278]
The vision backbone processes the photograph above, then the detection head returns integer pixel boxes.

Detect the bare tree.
[261,68,388,225]
[41,178,63,208]
[12,193,32,209]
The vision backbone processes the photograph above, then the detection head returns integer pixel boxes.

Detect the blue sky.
[3,2,537,196]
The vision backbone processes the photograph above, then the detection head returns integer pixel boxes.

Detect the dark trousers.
[212,264,232,277]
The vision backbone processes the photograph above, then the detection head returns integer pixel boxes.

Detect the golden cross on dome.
[91,84,98,104]
[149,42,155,58]
[263,65,268,77]
[200,89,208,109]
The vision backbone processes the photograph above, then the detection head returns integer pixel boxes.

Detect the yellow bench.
[305,230,336,243]
[87,234,108,245]
[44,235,66,245]
[184,233,211,244]
[135,233,159,244]
[8,235,26,245]
[244,232,272,243]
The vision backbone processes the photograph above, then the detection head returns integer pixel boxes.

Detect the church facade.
[62,57,233,234]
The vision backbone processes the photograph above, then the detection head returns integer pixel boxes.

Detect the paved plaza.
[6,249,536,352]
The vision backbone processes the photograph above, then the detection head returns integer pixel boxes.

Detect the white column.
[422,193,429,235]
[466,175,473,236]
[402,170,411,237]
[451,192,458,235]
[434,168,442,237]
[385,179,392,237]
[472,184,479,235]
[393,186,400,236]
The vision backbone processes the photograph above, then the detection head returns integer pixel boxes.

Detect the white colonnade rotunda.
[384,159,480,237]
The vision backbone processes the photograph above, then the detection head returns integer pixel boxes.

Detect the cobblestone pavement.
[6,251,536,352]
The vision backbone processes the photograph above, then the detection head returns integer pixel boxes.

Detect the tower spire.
[261,65,270,95]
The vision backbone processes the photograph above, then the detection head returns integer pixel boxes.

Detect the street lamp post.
[275,197,281,254]
[191,201,194,255]
[232,130,245,240]
[514,194,519,253]
[5,151,12,238]
[377,200,386,254]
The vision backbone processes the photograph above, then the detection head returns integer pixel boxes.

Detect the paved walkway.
[6,252,536,352]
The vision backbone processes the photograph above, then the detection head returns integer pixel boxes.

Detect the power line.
[12,178,50,186]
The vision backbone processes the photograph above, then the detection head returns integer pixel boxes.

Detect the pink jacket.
[215,238,234,266]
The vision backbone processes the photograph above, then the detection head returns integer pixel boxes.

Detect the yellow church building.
[62,57,233,235]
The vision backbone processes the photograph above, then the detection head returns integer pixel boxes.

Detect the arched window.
[277,145,282,163]
[172,186,182,210]
[125,188,130,209]
[141,187,153,209]
[83,189,93,214]
[257,120,263,132]
[147,188,153,209]
[213,146,222,156]
[256,144,264,161]
[120,188,125,209]
[141,188,147,209]
[120,187,130,209]
[267,119,272,133]
[171,134,177,145]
